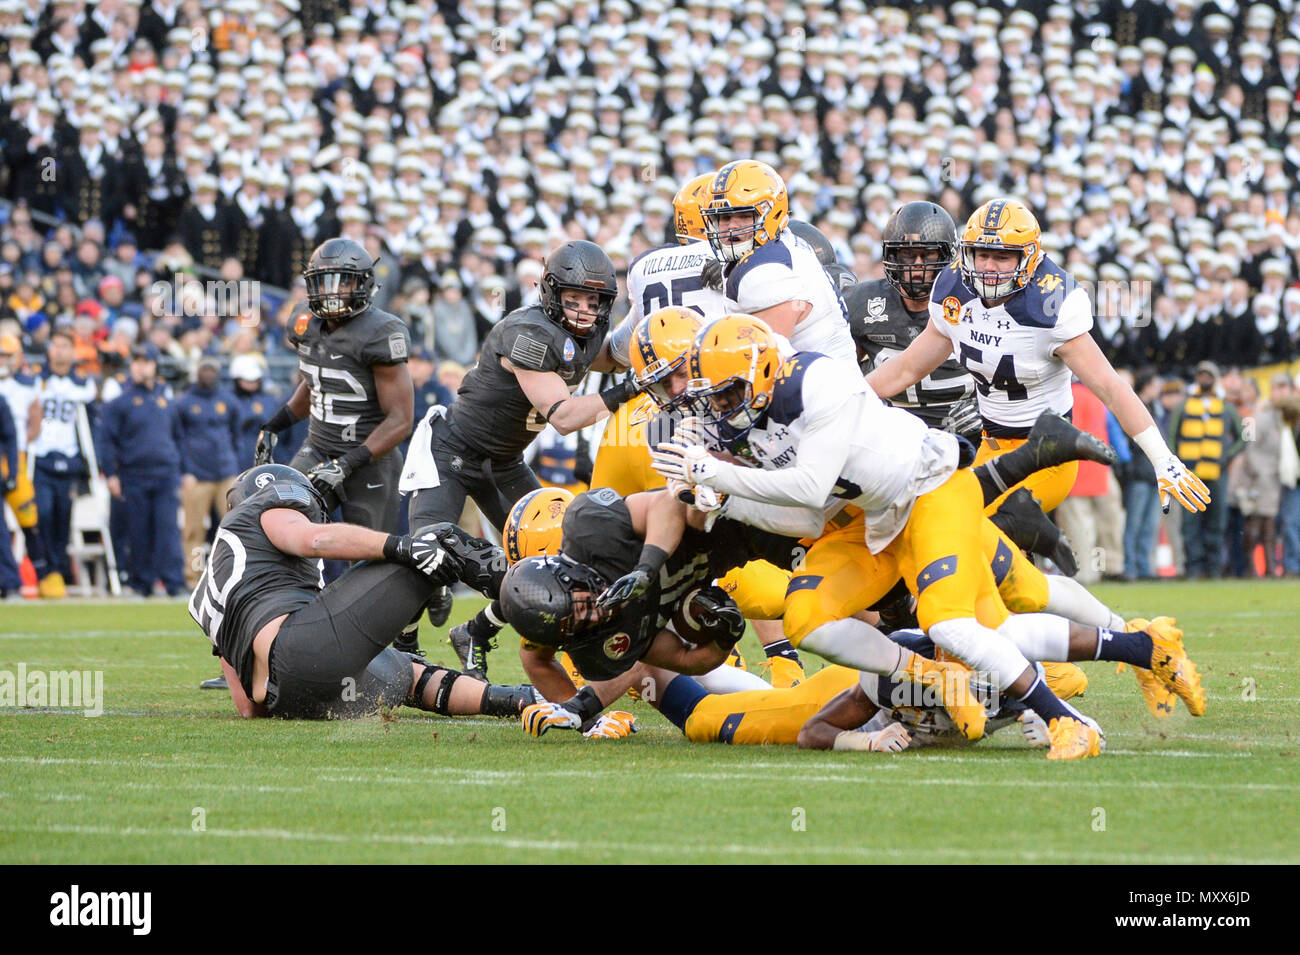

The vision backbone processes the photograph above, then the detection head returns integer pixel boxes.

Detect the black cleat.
[989,487,1079,576]
[200,674,228,690]
[426,585,454,628]
[393,625,424,658]
[449,623,490,681]
[1026,412,1119,470]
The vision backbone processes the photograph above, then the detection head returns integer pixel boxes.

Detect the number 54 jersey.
[928,257,1092,439]
[286,303,411,459]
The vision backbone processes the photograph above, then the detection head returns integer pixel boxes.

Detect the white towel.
[399,405,446,493]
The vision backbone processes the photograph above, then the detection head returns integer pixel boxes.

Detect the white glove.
[832,722,912,752]
[1019,710,1050,747]
[673,416,712,449]
[651,442,718,486]
[1155,456,1211,514]
[582,711,638,740]
[521,701,582,737]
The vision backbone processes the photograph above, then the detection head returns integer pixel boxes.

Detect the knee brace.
[927,618,1031,692]
[409,663,460,714]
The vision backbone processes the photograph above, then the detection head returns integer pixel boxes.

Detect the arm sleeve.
[607,315,636,368]
[722,495,827,539]
[499,321,562,373]
[361,320,411,365]
[710,412,849,509]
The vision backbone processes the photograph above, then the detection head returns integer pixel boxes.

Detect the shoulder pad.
[930,261,976,308]
[14,373,37,387]
[288,308,315,340]
[628,241,676,273]
[1004,257,1076,329]
[725,239,794,301]
[583,486,624,508]
[767,352,818,426]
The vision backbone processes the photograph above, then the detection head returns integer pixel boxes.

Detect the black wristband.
[341,444,373,471]
[635,543,669,578]
[382,534,404,562]
[600,377,638,412]
[264,405,298,434]
[566,685,604,725]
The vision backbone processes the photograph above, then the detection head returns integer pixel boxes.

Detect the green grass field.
[1,580,1298,864]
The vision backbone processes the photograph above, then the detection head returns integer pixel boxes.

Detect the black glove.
[306,457,350,496]
[701,258,724,292]
[424,521,509,597]
[596,566,654,611]
[253,429,278,465]
[384,533,454,583]
[600,375,640,412]
[685,584,745,650]
[940,395,982,438]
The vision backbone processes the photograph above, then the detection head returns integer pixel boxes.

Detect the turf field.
[1,580,1297,864]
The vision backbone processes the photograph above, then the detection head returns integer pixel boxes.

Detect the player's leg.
[974,412,1117,512]
[4,455,56,591]
[590,398,659,496]
[902,469,1101,757]
[180,478,210,588]
[718,559,804,686]
[339,453,403,534]
[988,486,1078,575]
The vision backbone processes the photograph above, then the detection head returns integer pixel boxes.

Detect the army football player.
[255,237,414,533]
[188,464,537,721]
[865,198,1209,516]
[404,240,638,663]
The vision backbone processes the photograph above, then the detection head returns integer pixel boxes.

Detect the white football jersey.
[608,239,734,367]
[29,370,97,458]
[712,352,958,552]
[725,231,857,365]
[0,373,37,454]
[929,256,1093,437]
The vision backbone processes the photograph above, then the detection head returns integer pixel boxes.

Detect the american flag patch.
[509,334,548,369]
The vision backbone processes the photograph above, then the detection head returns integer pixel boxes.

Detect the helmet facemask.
[304,267,373,322]
[883,242,953,300]
[703,202,770,262]
[960,240,1037,300]
[689,374,770,445]
[542,280,615,338]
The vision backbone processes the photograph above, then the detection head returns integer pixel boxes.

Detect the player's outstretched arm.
[1056,333,1210,513]
[519,642,579,702]
[863,319,952,399]
[260,508,453,582]
[510,362,638,435]
[798,684,910,752]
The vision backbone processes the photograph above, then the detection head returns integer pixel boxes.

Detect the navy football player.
[188,464,538,720]
[255,238,414,536]
[402,240,637,662]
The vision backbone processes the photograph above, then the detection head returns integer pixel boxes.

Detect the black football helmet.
[786,218,838,268]
[498,554,611,648]
[539,240,617,338]
[227,463,329,518]
[304,237,376,323]
[881,201,957,300]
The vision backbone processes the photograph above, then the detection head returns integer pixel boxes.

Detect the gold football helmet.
[504,487,574,564]
[672,172,713,244]
[701,160,789,262]
[959,198,1044,299]
[687,314,781,440]
[628,306,704,411]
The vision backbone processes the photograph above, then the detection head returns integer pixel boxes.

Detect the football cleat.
[1122,618,1177,718]
[1041,661,1088,701]
[199,674,228,691]
[1046,715,1103,760]
[449,623,489,681]
[761,656,804,689]
[426,585,454,628]
[1024,411,1119,470]
[901,655,987,741]
[1143,616,1206,716]
[38,571,66,599]
[1019,709,1050,747]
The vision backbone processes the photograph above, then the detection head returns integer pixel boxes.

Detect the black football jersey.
[187,480,327,695]
[844,278,974,429]
[558,487,725,681]
[286,303,411,459]
[447,306,604,460]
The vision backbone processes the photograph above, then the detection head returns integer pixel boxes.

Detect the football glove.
[253,428,278,465]
[582,710,638,740]
[671,415,712,449]
[521,700,583,737]
[940,395,982,437]
[306,457,351,497]
[833,722,912,752]
[384,533,453,583]
[701,258,724,292]
[682,584,745,650]
[651,442,718,486]
[1155,456,1211,514]
[596,566,654,611]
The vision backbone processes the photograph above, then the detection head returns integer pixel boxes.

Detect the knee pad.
[927,618,1030,691]
[410,662,460,714]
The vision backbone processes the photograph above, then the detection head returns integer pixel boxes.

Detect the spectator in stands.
[175,355,242,588]
[1172,361,1246,578]
[99,344,187,597]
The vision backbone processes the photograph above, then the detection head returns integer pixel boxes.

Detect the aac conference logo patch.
[563,337,575,361]
[603,633,632,659]
[942,296,962,325]
[294,312,311,336]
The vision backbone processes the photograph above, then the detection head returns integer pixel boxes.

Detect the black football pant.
[264,560,438,719]
[290,445,402,533]
[407,415,541,534]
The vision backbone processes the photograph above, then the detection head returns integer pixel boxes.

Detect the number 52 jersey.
[928,256,1093,439]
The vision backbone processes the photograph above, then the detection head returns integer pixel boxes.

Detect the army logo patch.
[864,297,887,322]
[388,332,408,361]
[942,296,962,326]
[294,312,310,336]
[603,633,632,660]
[255,472,274,489]
[563,337,575,361]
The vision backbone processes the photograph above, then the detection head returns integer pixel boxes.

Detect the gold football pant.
[1,452,38,529]
[590,395,661,497]
[677,664,861,744]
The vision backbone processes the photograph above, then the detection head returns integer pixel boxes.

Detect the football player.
[701,160,857,364]
[0,332,58,596]
[401,239,637,662]
[256,237,414,535]
[654,316,1205,758]
[865,198,1210,516]
[187,464,537,721]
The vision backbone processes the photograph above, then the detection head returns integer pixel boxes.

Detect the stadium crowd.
[3,0,1300,598]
